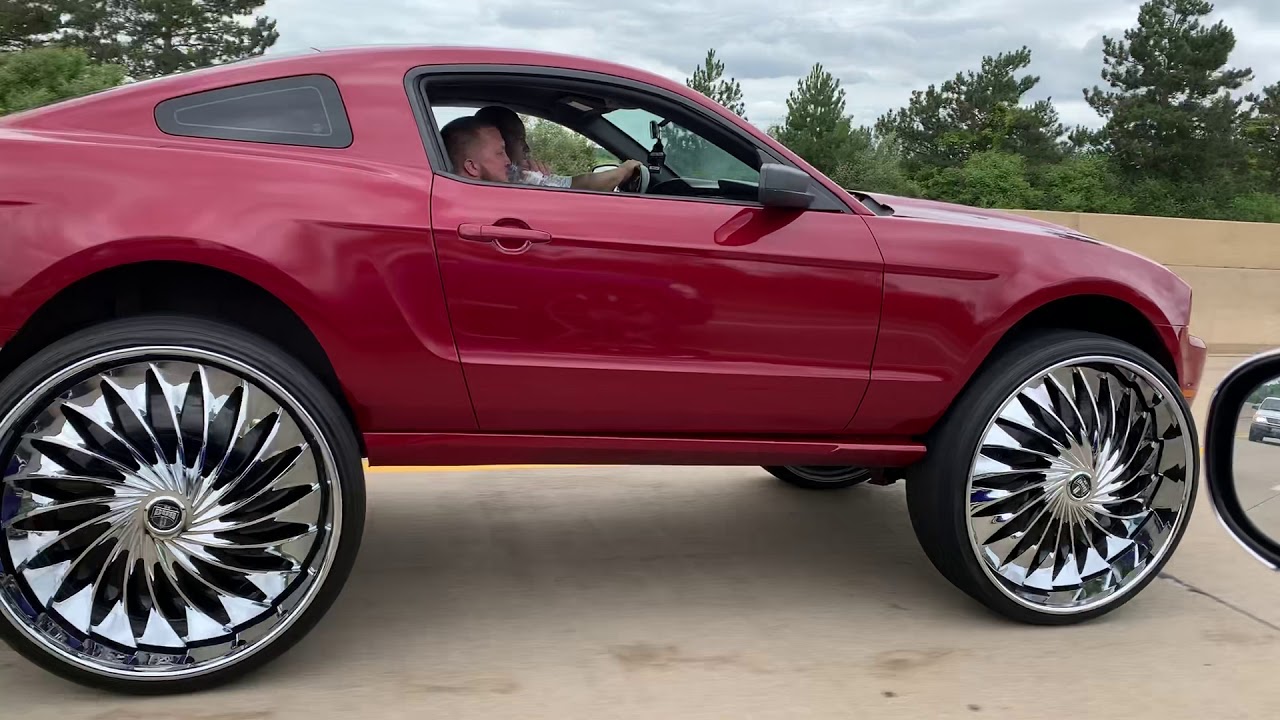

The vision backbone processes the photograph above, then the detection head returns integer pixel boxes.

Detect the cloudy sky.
[260,0,1280,131]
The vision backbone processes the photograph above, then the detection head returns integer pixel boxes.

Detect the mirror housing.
[1206,348,1280,570]
[758,163,815,209]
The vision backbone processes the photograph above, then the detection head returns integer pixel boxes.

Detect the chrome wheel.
[0,348,341,681]
[966,356,1194,614]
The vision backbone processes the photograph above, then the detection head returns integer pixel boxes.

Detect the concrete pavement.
[4,462,1280,719]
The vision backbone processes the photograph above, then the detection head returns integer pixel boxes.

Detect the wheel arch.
[989,292,1178,378]
[924,291,1183,443]
[0,258,363,452]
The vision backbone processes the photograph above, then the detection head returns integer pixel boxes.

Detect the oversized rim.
[965,355,1195,615]
[0,346,342,681]
[784,467,872,484]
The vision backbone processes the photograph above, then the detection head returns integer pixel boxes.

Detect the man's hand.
[570,158,646,193]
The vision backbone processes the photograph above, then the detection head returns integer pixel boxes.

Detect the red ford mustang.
[0,46,1207,692]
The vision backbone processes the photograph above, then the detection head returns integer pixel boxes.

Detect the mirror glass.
[1233,375,1280,539]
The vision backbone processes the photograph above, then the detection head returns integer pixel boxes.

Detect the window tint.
[604,108,758,183]
[155,75,352,148]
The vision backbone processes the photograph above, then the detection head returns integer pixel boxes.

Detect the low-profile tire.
[763,466,872,490]
[906,329,1198,625]
[0,315,365,693]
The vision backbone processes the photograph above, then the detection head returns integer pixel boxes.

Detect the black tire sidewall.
[0,314,366,693]
[763,465,871,489]
[908,329,1199,625]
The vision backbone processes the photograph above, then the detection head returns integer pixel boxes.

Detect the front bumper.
[1177,327,1208,402]
[1252,421,1280,439]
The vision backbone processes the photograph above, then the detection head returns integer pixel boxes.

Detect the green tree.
[60,0,279,78]
[1,0,59,50]
[1030,155,1134,214]
[1083,0,1252,183]
[876,47,1066,176]
[924,151,1041,209]
[826,128,920,197]
[686,48,745,118]
[526,117,606,176]
[770,63,857,175]
[1243,83,1280,190]
[0,46,125,115]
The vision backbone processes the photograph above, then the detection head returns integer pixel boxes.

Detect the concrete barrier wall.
[1008,210,1280,357]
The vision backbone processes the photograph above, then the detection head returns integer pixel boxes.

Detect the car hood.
[851,191,1099,244]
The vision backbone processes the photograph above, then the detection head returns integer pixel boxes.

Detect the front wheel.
[0,315,365,693]
[763,466,872,490]
[907,330,1198,625]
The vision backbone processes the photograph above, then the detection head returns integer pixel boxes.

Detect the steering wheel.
[618,163,650,195]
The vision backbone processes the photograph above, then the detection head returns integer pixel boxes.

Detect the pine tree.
[61,0,279,78]
[770,63,856,174]
[0,0,60,50]
[686,48,745,118]
[1244,83,1280,190]
[1083,0,1252,182]
[875,47,1065,175]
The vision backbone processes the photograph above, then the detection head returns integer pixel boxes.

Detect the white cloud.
[260,0,1280,131]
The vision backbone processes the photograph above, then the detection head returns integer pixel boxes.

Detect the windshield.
[603,108,758,183]
[1262,398,1280,411]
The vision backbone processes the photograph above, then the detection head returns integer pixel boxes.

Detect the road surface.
[3,463,1280,719]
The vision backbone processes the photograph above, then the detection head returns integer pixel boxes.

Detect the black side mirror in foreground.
[1206,348,1280,569]
[758,163,815,209]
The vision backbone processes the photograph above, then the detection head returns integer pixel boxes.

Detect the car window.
[154,75,351,148]
[1262,398,1280,411]
[603,108,758,183]
[429,106,619,177]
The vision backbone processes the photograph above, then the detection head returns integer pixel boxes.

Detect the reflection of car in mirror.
[1249,396,1280,442]
[0,46,1209,693]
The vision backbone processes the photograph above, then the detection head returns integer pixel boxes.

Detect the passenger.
[473,105,642,192]
[440,115,513,183]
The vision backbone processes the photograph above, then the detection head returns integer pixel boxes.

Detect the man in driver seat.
[472,105,642,192]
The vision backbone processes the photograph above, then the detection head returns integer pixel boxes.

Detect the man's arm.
[570,160,642,192]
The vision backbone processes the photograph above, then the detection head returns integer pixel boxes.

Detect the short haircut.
[440,115,497,172]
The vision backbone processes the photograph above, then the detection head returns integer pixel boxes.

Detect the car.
[1248,396,1280,442]
[0,45,1207,693]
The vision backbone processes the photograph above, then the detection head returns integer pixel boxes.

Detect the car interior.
[419,73,776,205]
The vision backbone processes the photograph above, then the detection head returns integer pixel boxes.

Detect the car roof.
[0,44,694,127]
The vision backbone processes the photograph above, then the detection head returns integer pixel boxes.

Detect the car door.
[428,110,884,435]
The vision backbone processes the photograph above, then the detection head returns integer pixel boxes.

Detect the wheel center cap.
[1067,472,1093,500]
[144,497,186,538]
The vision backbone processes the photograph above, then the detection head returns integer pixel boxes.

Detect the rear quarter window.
[154,74,352,148]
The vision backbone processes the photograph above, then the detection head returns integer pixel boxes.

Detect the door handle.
[457,223,552,246]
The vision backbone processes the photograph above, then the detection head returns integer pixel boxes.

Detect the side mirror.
[758,163,815,209]
[592,163,619,174]
[1206,349,1280,570]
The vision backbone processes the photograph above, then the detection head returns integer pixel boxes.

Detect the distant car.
[0,45,1207,693]
[1250,397,1280,442]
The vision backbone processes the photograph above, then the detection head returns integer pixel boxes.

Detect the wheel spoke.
[1,352,339,678]
[966,355,1194,613]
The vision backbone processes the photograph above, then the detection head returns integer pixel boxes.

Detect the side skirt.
[364,432,925,468]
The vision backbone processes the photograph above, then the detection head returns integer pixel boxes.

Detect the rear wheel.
[763,466,872,490]
[0,315,365,693]
[907,330,1197,624]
